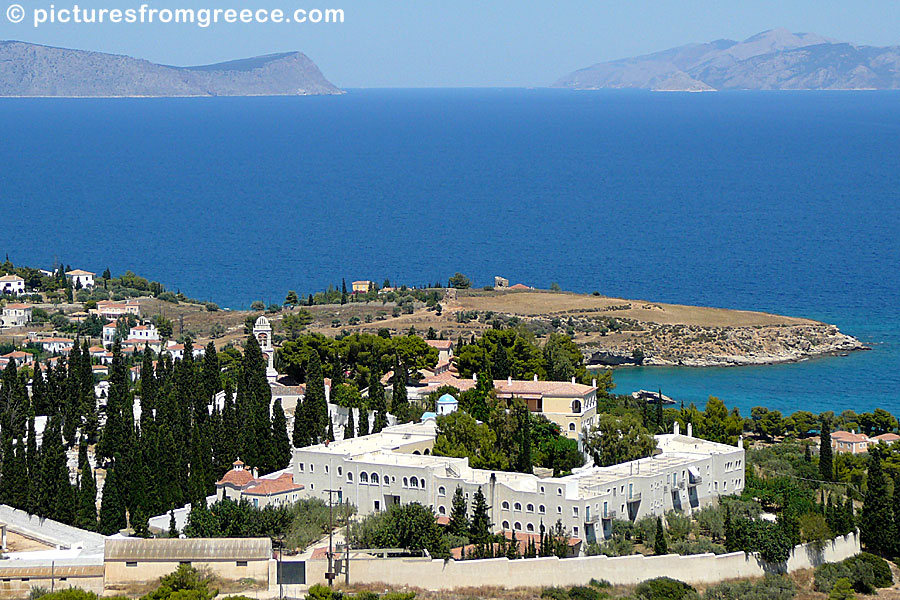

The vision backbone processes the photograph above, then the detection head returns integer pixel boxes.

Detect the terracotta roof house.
[215,461,303,508]
[831,431,871,454]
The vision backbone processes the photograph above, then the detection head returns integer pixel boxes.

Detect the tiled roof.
[425,340,452,350]
[243,473,303,496]
[0,274,24,282]
[216,468,256,487]
[3,303,30,309]
[873,433,900,442]
[832,431,868,443]
[65,269,94,276]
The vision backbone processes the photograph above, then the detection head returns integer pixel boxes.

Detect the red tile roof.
[832,431,869,443]
[216,468,256,487]
[243,473,303,496]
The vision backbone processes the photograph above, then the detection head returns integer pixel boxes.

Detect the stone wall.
[305,532,859,590]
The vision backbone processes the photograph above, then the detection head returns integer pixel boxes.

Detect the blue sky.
[1,0,898,87]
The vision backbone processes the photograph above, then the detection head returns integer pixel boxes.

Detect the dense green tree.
[391,362,409,423]
[344,409,355,439]
[98,458,128,535]
[469,487,491,546]
[583,413,657,467]
[369,371,387,433]
[820,418,834,482]
[860,450,893,555]
[75,439,98,531]
[655,516,668,555]
[271,399,291,468]
[448,486,470,539]
[358,405,369,436]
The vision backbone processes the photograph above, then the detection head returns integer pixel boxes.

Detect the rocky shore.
[582,323,867,368]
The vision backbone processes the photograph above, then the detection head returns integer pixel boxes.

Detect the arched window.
[502,501,510,510]
[539,505,546,514]
[557,506,562,513]
[514,522,522,531]
[526,504,534,512]
[438,505,446,514]
[572,399,582,413]
[502,521,510,530]
[413,450,421,455]
[337,467,342,476]
[514,502,522,511]
[347,472,353,482]
[438,486,446,496]
[371,473,380,484]
[527,523,535,532]
[557,488,562,496]
[424,449,430,455]
[410,477,418,488]
[421,480,426,490]
[360,472,368,483]
[403,477,408,487]
[569,422,576,431]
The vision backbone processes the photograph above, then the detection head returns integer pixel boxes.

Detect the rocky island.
[0,41,342,97]
[553,28,900,91]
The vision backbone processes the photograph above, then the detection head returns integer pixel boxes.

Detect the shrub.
[634,577,697,600]
[852,552,892,588]
[703,575,795,600]
[665,511,693,541]
[589,579,611,589]
[815,559,875,594]
[829,578,855,600]
[567,586,603,600]
[381,593,416,600]
[670,539,726,556]
[36,589,98,600]
[541,588,570,600]
[353,593,379,600]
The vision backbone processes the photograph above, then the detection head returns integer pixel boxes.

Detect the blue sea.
[1,89,898,417]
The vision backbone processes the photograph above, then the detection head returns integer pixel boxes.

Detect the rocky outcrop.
[582,323,866,367]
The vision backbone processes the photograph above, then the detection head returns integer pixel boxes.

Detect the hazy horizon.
[1,0,899,87]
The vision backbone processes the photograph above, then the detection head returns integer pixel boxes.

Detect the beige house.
[352,280,374,294]
[413,373,598,440]
[91,300,141,320]
[104,538,272,590]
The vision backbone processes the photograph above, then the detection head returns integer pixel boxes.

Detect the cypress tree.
[845,496,855,532]
[327,418,335,443]
[99,459,127,535]
[168,510,179,537]
[237,335,272,470]
[221,379,238,464]
[76,439,98,531]
[448,486,470,538]
[391,362,409,423]
[820,418,834,482]
[656,389,664,433]
[271,399,291,468]
[305,350,328,443]
[654,516,668,554]
[513,399,533,474]
[341,279,348,305]
[469,487,491,546]
[25,409,37,513]
[369,371,387,433]
[860,449,892,555]
[200,342,221,407]
[491,343,511,380]
[358,404,369,437]
[344,409,355,439]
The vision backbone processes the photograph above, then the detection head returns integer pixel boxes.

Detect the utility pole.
[324,489,340,587]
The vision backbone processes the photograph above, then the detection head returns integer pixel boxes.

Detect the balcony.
[585,513,599,523]
[688,475,702,487]
[626,492,642,502]
[601,510,617,520]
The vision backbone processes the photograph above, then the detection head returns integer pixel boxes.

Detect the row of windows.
[500,501,547,514]
[497,521,580,537]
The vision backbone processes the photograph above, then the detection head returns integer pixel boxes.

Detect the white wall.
[305,532,860,590]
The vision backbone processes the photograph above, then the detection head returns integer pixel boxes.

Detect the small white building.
[1,303,32,327]
[215,460,304,509]
[102,323,118,348]
[128,324,160,342]
[37,337,75,355]
[436,393,458,416]
[91,300,141,320]
[0,275,25,296]
[65,269,95,288]
[162,341,205,361]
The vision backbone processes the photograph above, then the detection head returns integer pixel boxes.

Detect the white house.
[91,299,141,320]
[37,337,75,355]
[102,322,118,347]
[127,324,160,343]
[1,303,32,328]
[0,275,25,296]
[436,393,458,416]
[65,269,95,288]
[163,341,205,361]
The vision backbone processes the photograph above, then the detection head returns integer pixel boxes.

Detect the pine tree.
[820,418,834,482]
[845,496,855,532]
[75,439,98,531]
[168,510,179,537]
[860,449,893,555]
[654,516,668,555]
[271,399,291,468]
[491,343,511,380]
[448,486,470,538]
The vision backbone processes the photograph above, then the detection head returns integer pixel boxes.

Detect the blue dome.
[437,393,457,404]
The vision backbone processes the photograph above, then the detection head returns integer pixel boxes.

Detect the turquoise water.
[0,89,897,415]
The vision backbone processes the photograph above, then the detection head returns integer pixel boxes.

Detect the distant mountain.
[0,41,343,97]
[553,28,900,91]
